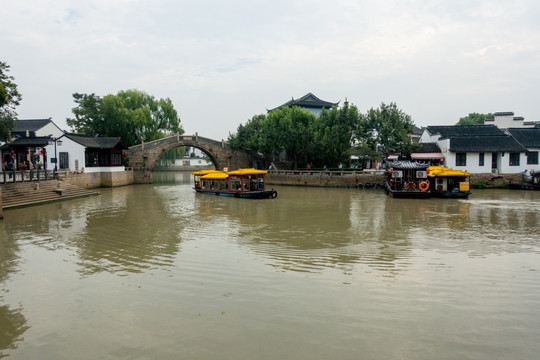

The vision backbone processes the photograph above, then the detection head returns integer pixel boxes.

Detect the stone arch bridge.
[128,133,257,183]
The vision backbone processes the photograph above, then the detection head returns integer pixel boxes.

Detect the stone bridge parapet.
[128,133,256,183]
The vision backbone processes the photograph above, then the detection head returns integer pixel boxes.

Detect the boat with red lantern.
[385,161,431,198]
[192,168,277,199]
[385,161,473,199]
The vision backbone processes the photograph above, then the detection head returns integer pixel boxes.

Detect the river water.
[1,172,540,359]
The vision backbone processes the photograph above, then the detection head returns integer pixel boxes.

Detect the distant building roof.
[13,119,53,133]
[507,128,540,148]
[426,125,504,138]
[417,142,441,153]
[268,93,339,112]
[412,126,423,136]
[493,112,515,116]
[449,136,526,153]
[63,134,127,149]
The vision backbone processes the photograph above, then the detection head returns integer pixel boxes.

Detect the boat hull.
[385,182,431,198]
[194,189,277,199]
[431,191,471,198]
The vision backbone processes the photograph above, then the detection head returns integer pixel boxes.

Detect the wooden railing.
[1,170,56,183]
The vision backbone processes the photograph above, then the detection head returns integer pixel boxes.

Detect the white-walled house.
[1,118,64,170]
[419,125,538,174]
[484,112,540,129]
[507,127,540,172]
[44,134,127,173]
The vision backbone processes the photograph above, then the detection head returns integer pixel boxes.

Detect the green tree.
[0,61,22,141]
[456,112,492,125]
[360,102,416,157]
[67,89,183,147]
[315,102,359,167]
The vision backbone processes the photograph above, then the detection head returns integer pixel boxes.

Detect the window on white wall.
[456,153,466,166]
[479,153,484,166]
[527,151,538,165]
[509,153,520,166]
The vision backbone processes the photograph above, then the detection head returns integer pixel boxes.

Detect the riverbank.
[266,170,385,188]
[266,170,525,189]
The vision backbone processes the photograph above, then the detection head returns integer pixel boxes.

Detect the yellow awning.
[200,171,229,180]
[227,168,268,176]
[192,169,218,176]
[427,166,472,177]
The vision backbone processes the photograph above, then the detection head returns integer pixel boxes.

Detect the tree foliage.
[67,89,183,147]
[0,61,22,141]
[228,101,415,169]
[361,102,417,157]
[456,112,492,126]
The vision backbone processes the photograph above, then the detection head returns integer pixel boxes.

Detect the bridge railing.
[129,133,230,151]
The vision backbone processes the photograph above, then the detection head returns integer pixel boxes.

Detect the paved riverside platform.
[1,180,98,210]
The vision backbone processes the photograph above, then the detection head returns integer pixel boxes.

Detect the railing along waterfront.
[1,170,56,183]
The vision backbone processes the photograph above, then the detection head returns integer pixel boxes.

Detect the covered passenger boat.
[192,168,277,199]
[385,161,431,198]
[427,166,472,198]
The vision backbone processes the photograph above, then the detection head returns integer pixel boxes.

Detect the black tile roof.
[449,136,526,153]
[426,125,504,138]
[268,93,339,112]
[388,160,429,169]
[1,137,50,148]
[63,134,127,149]
[506,128,540,148]
[417,142,441,153]
[13,119,52,133]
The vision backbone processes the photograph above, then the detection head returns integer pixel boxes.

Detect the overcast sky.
[2,0,540,140]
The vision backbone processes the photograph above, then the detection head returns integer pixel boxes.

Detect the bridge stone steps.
[1,180,99,209]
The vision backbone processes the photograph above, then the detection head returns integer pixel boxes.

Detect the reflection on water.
[1,173,540,359]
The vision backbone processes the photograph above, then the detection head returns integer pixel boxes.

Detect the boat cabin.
[192,168,277,199]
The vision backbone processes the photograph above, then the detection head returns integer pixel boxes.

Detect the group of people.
[521,169,536,182]
[2,160,42,172]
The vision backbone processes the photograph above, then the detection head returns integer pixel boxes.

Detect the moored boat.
[509,171,540,190]
[385,161,431,198]
[427,166,472,198]
[192,168,277,199]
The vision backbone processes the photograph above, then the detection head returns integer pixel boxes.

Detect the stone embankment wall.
[57,169,134,188]
[470,173,522,188]
[266,171,524,189]
[266,171,385,188]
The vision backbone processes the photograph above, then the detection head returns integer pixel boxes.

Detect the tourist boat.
[384,161,431,198]
[192,168,277,199]
[427,166,472,198]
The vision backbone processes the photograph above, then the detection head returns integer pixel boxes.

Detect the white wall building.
[44,133,127,173]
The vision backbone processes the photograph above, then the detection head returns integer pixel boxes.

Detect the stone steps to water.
[1,180,99,209]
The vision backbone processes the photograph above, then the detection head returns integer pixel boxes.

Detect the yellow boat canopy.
[200,171,229,180]
[227,168,268,176]
[192,169,219,176]
[427,166,472,177]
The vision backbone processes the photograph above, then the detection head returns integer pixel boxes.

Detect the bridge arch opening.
[154,145,217,171]
[127,133,256,183]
